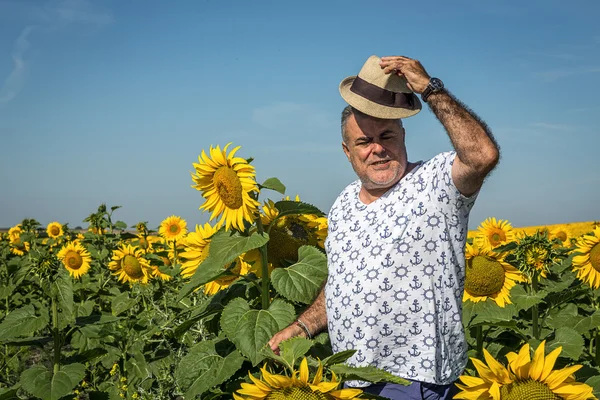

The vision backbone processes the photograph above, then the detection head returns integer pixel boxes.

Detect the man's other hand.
[268,323,306,355]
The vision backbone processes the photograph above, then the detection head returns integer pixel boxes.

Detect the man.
[268,55,499,400]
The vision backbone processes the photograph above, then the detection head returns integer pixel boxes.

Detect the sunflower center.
[288,219,310,242]
[50,226,61,236]
[169,224,181,234]
[590,243,600,272]
[268,227,301,268]
[266,386,328,400]
[489,229,506,247]
[213,166,244,209]
[525,245,548,269]
[65,251,83,270]
[555,231,567,243]
[465,255,505,296]
[122,255,144,279]
[500,380,560,400]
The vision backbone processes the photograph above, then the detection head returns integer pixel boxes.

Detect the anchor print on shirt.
[380,345,392,358]
[379,226,392,239]
[362,234,372,248]
[410,227,424,241]
[379,278,393,291]
[381,254,395,269]
[411,202,427,217]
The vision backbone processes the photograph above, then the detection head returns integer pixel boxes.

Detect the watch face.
[430,78,444,90]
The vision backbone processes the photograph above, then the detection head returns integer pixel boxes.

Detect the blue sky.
[0,0,598,231]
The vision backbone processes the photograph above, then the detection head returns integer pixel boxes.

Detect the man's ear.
[342,142,350,161]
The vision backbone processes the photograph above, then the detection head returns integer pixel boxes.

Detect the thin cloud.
[534,66,600,82]
[0,0,113,106]
[0,26,34,106]
[49,0,114,26]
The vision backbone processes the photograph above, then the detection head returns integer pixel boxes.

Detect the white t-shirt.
[324,151,477,385]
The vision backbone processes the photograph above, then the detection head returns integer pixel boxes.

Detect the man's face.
[342,112,408,191]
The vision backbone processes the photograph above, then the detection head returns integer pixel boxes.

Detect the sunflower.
[513,232,558,279]
[204,257,250,295]
[10,238,30,256]
[8,225,22,242]
[57,242,92,278]
[179,223,218,278]
[46,222,64,239]
[108,244,152,285]
[463,243,526,307]
[134,234,160,254]
[572,226,600,289]
[191,143,260,231]
[234,358,363,400]
[455,341,595,400]
[151,264,172,281]
[301,214,328,249]
[550,225,572,247]
[474,217,516,251]
[159,215,188,243]
[260,198,325,266]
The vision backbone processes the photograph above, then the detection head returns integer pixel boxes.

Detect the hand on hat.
[380,56,431,94]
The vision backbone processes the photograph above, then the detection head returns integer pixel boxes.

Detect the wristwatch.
[421,77,444,102]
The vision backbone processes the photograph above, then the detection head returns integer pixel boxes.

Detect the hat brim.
[339,76,422,119]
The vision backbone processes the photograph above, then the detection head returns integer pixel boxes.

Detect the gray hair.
[340,105,354,144]
[341,105,403,144]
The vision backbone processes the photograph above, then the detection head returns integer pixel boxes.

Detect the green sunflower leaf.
[323,350,356,367]
[52,268,74,330]
[271,246,328,304]
[175,339,245,399]
[278,336,313,368]
[114,221,127,230]
[547,327,584,360]
[510,284,546,312]
[111,292,138,317]
[273,200,325,217]
[260,178,286,194]
[177,230,269,301]
[329,364,410,386]
[546,303,581,330]
[0,283,15,301]
[0,304,49,341]
[468,300,518,327]
[267,299,296,330]
[125,353,151,385]
[220,298,293,366]
[573,310,600,335]
[0,386,19,400]
[19,363,85,400]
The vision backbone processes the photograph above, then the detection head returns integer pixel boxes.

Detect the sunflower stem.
[255,214,270,310]
[52,296,60,373]
[532,273,539,340]
[476,325,483,359]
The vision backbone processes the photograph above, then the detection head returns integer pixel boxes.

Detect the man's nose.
[370,141,385,153]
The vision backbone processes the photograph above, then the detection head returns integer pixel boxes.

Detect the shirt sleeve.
[428,151,478,216]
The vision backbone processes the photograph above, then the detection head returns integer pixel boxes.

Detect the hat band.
[350,77,417,110]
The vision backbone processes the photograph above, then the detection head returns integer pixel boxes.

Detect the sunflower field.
[0,142,599,400]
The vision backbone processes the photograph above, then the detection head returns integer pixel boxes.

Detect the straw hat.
[339,55,422,119]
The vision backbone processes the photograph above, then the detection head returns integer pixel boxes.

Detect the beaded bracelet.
[294,319,312,339]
